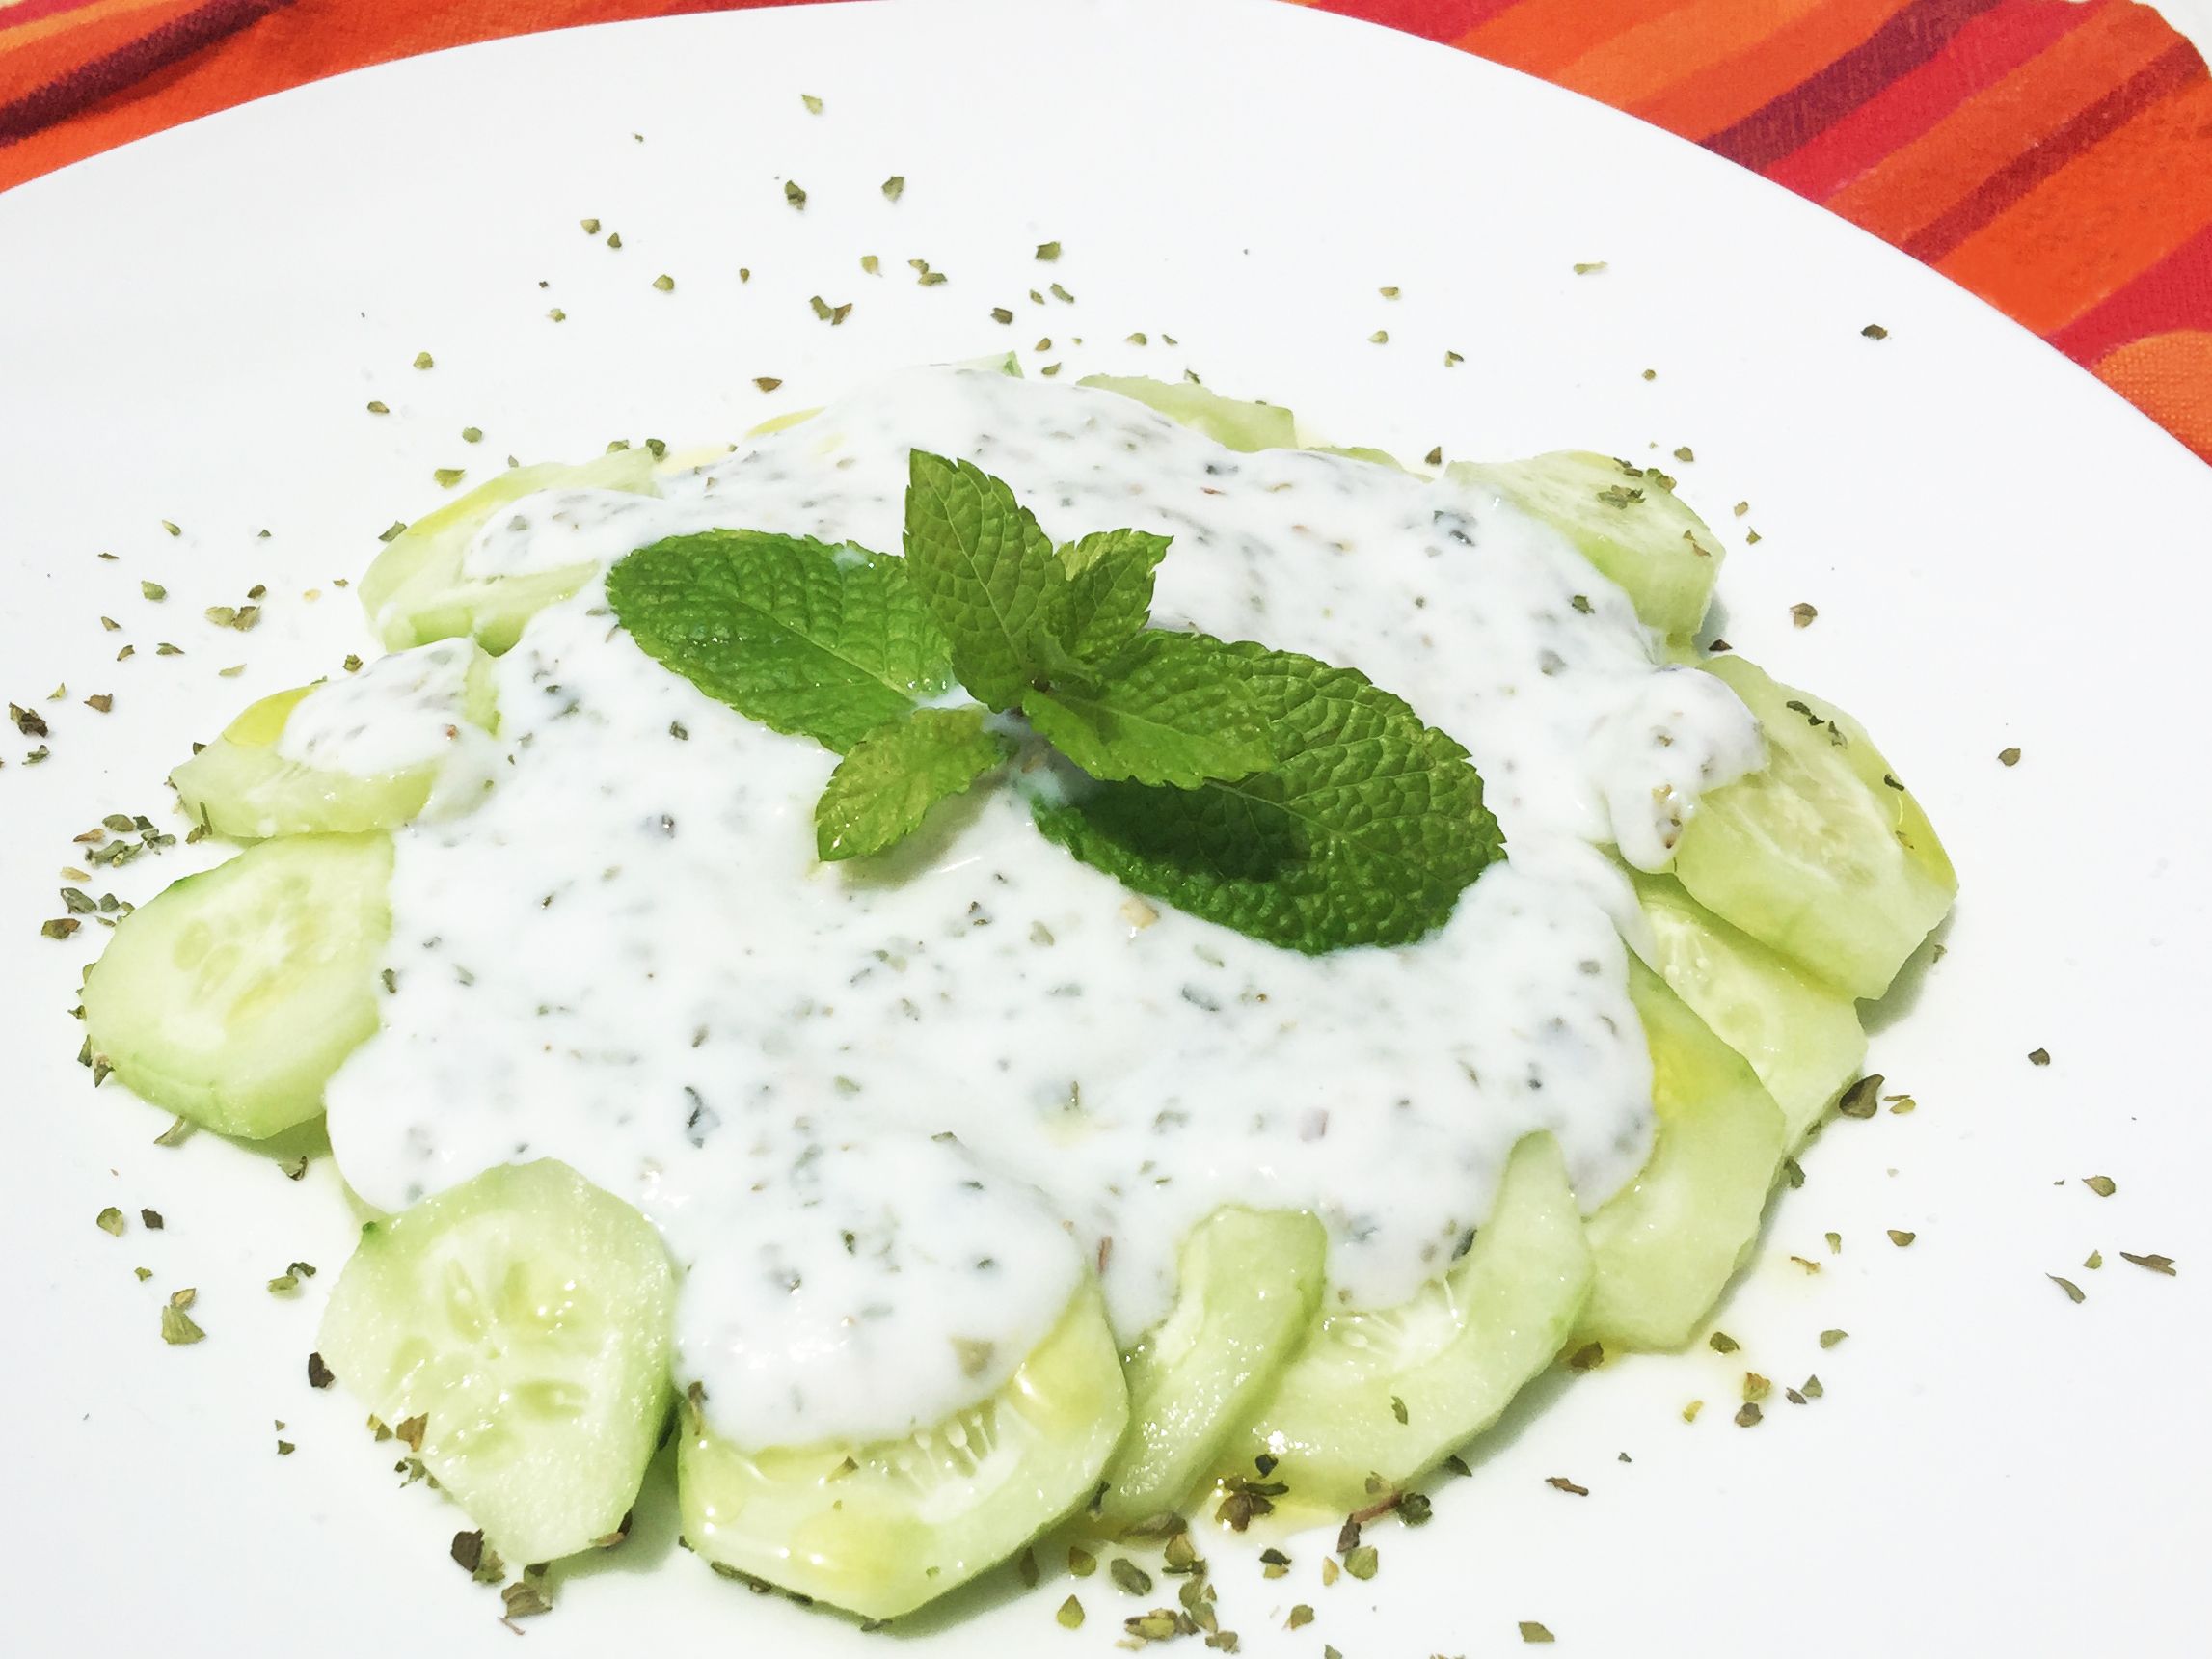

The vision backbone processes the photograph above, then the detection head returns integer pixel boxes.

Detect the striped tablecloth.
[3,0,2207,461]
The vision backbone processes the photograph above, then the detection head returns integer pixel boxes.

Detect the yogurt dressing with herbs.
[274,638,500,817]
[324,367,1762,1451]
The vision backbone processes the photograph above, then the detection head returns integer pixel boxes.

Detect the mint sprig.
[606,530,952,752]
[901,452,1064,711]
[609,453,1503,952]
[1047,528,1170,662]
[1031,646,1503,951]
[815,708,1014,861]
[1023,631,1272,788]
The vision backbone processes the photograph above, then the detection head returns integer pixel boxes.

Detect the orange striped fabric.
[4,0,2207,460]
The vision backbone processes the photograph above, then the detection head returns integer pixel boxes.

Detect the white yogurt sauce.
[323,367,1762,1451]
[275,639,500,817]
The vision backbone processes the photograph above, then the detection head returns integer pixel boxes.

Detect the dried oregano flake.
[1109,1558,1152,1596]
[2120,1252,2176,1276]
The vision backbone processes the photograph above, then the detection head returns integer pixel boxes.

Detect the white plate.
[3,1,2206,1652]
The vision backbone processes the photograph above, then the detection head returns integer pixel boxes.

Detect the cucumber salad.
[76,364,1956,1623]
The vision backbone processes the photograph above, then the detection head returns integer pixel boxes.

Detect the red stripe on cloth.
[2050,217,2212,364]
[1312,0,1520,39]
[1703,0,1998,171]
[1937,74,2212,336]
[1902,38,2206,262]
[1627,0,1920,145]
[1763,0,2091,201]
[0,0,292,144]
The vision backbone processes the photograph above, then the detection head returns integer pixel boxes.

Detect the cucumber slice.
[360,449,661,653]
[317,1159,677,1564]
[1673,655,1956,1000]
[170,640,499,840]
[1307,445,1407,471]
[1627,865,1866,1146]
[1234,1134,1592,1509]
[1575,960,1785,1350]
[1094,1207,1327,1532]
[80,832,391,1138]
[678,1284,1127,1619]
[1077,375,1297,451]
[1446,452,1722,640]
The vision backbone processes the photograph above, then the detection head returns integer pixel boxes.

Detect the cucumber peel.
[1447,452,1722,641]
[171,641,498,840]
[360,449,660,653]
[1077,375,1296,452]
[1575,961,1785,1350]
[1234,1133,1593,1509]
[1627,865,1866,1146]
[1095,1207,1327,1531]
[1674,655,1956,1000]
[679,1284,1127,1619]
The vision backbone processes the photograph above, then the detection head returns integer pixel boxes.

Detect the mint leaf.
[902,451,1062,711]
[815,707,1012,861]
[1031,644,1503,952]
[1049,529,1169,663]
[608,530,952,752]
[1022,631,1272,787]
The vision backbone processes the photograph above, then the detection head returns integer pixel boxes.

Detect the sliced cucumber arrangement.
[679,1285,1127,1620]
[1233,1134,1593,1509]
[360,449,661,653]
[318,1159,677,1565]
[80,831,391,1138]
[1574,960,1786,1351]
[69,367,1963,1625]
[1674,655,1956,1000]
[1094,1207,1328,1532]
[1627,865,1866,1146]
[171,639,499,840]
[1078,374,1297,451]
[1447,452,1724,641]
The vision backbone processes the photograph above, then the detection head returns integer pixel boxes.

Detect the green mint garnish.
[902,451,1064,712]
[1032,645,1501,951]
[607,530,953,752]
[1046,528,1170,662]
[815,707,1013,861]
[609,454,1502,951]
[1022,631,1270,788]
